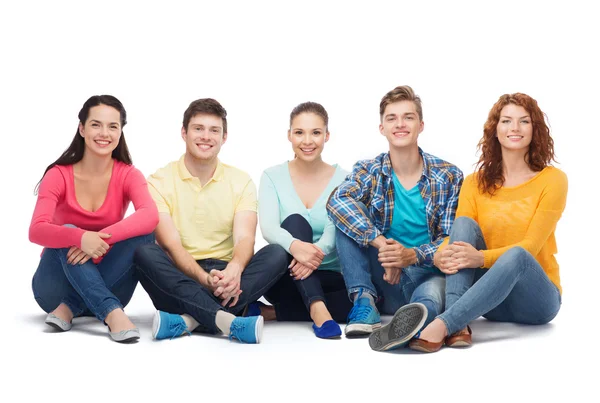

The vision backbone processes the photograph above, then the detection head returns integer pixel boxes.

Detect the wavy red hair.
[476,93,555,195]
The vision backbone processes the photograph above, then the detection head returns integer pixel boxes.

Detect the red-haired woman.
[409,93,567,352]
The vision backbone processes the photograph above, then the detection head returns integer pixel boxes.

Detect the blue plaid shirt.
[326,149,463,267]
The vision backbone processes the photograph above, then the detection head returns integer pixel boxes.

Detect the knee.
[281,214,312,241]
[496,246,531,269]
[129,232,156,245]
[262,244,289,269]
[451,216,479,234]
[133,243,160,268]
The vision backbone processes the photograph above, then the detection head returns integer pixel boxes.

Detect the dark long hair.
[35,95,132,193]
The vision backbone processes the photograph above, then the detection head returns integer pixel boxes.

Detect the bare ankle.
[310,301,333,327]
[52,303,74,323]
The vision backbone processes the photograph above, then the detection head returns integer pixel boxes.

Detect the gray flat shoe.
[45,313,72,332]
[109,327,140,343]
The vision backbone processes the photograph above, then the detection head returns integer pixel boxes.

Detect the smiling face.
[288,112,329,162]
[496,104,533,153]
[379,100,424,149]
[182,113,227,162]
[79,104,122,157]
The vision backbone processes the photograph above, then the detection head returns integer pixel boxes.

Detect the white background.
[1,1,598,402]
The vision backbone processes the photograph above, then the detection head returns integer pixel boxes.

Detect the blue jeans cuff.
[347,287,377,300]
[97,303,123,322]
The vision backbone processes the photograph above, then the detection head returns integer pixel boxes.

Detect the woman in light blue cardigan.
[254,102,352,339]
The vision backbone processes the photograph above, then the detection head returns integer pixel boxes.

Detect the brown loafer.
[408,337,444,353]
[445,326,472,347]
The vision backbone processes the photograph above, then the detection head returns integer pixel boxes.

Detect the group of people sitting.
[29,85,567,353]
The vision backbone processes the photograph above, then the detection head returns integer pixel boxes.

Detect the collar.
[177,155,224,183]
[382,147,430,179]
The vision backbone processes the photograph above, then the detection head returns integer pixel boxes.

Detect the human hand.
[212,263,243,307]
[289,258,315,281]
[80,231,111,258]
[67,246,92,265]
[378,238,416,269]
[434,248,458,275]
[383,266,401,285]
[289,241,324,270]
[444,241,484,271]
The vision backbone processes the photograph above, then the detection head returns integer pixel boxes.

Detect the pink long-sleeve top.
[29,161,159,250]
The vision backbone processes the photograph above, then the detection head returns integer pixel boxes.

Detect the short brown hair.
[379,85,423,121]
[183,98,227,133]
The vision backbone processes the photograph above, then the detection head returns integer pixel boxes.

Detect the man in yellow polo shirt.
[134,98,288,343]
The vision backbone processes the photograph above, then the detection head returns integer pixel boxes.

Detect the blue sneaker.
[152,310,191,340]
[313,320,342,339]
[229,316,264,344]
[368,302,428,352]
[345,291,381,337]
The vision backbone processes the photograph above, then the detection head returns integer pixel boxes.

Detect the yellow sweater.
[441,167,568,293]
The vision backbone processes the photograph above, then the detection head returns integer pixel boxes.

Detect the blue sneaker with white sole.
[229,316,264,343]
[152,310,191,340]
[345,290,381,337]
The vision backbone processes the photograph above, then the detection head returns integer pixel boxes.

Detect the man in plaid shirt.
[326,86,463,351]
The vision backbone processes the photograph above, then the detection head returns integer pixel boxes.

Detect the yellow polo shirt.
[147,156,258,261]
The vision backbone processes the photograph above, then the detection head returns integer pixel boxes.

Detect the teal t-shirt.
[385,171,430,248]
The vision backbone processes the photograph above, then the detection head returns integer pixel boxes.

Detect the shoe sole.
[45,320,70,332]
[110,330,140,343]
[368,303,427,351]
[408,339,442,353]
[345,322,382,337]
[255,316,264,343]
[446,340,471,348]
[152,310,161,339]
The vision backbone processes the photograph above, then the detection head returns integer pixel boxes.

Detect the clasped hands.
[434,241,484,274]
[206,263,244,308]
[376,238,416,285]
[288,240,325,281]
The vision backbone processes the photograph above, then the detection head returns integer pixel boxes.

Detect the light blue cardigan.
[258,162,349,272]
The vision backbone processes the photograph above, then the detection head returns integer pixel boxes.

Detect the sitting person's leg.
[317,270,353,323]
[279,214,340,336]
[367,263,433,352]
[95,233,156,338]
[336,228,381,335]
[405,268,445,327]
[444,217,486,310]
[134,244,230,337]
[32,248,82,331]
[419,246,561,350]
[263,272,312,322]
[227,244,289,317]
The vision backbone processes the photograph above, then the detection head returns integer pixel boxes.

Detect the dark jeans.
[134,243,288,334]
[32,233,156,321]
[264,214,352,323]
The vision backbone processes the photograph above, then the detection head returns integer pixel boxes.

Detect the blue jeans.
[335,228,445,327]
[134,243,289,334]
[32,233,155,322]
[439,217,562,334]
[263,214,353,322]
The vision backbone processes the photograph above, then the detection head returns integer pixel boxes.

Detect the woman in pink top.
[30,95,159,343]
